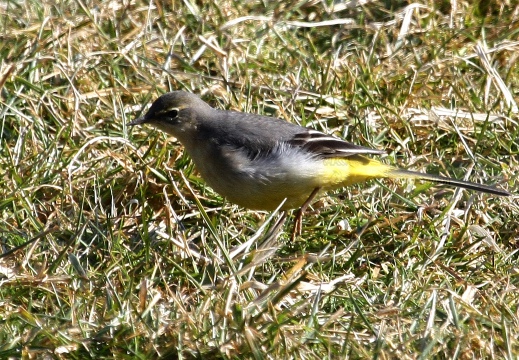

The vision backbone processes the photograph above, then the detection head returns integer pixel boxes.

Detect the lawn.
[0,1,518,358]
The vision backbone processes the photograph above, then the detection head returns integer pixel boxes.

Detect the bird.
[128,91,510,234]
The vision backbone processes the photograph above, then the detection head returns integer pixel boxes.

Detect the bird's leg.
[292,187,320,240]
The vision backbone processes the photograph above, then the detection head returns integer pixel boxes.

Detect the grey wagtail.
[128,91,510,232]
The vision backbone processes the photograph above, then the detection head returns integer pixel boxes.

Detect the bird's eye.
[163,109,179,118]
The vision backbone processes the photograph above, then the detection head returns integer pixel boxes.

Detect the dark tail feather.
[389,168,511,197]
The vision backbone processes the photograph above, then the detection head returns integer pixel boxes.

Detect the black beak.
[127,116,148,126]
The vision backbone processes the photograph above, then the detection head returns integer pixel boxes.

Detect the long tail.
[325,156,510,196]
[388,168,510,196]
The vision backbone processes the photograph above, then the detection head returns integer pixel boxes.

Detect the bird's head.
[128,91,212,138]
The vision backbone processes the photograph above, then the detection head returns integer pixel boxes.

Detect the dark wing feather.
[289,129,386,158]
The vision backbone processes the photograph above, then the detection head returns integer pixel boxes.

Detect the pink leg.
[292,187,320,240]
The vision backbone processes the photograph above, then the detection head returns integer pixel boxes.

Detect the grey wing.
[208,110,307,151]
[208,110,385,159]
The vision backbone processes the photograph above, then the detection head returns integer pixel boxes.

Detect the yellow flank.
[321,156,395,189]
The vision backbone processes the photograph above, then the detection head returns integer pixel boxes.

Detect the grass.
[1,0,518,358]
